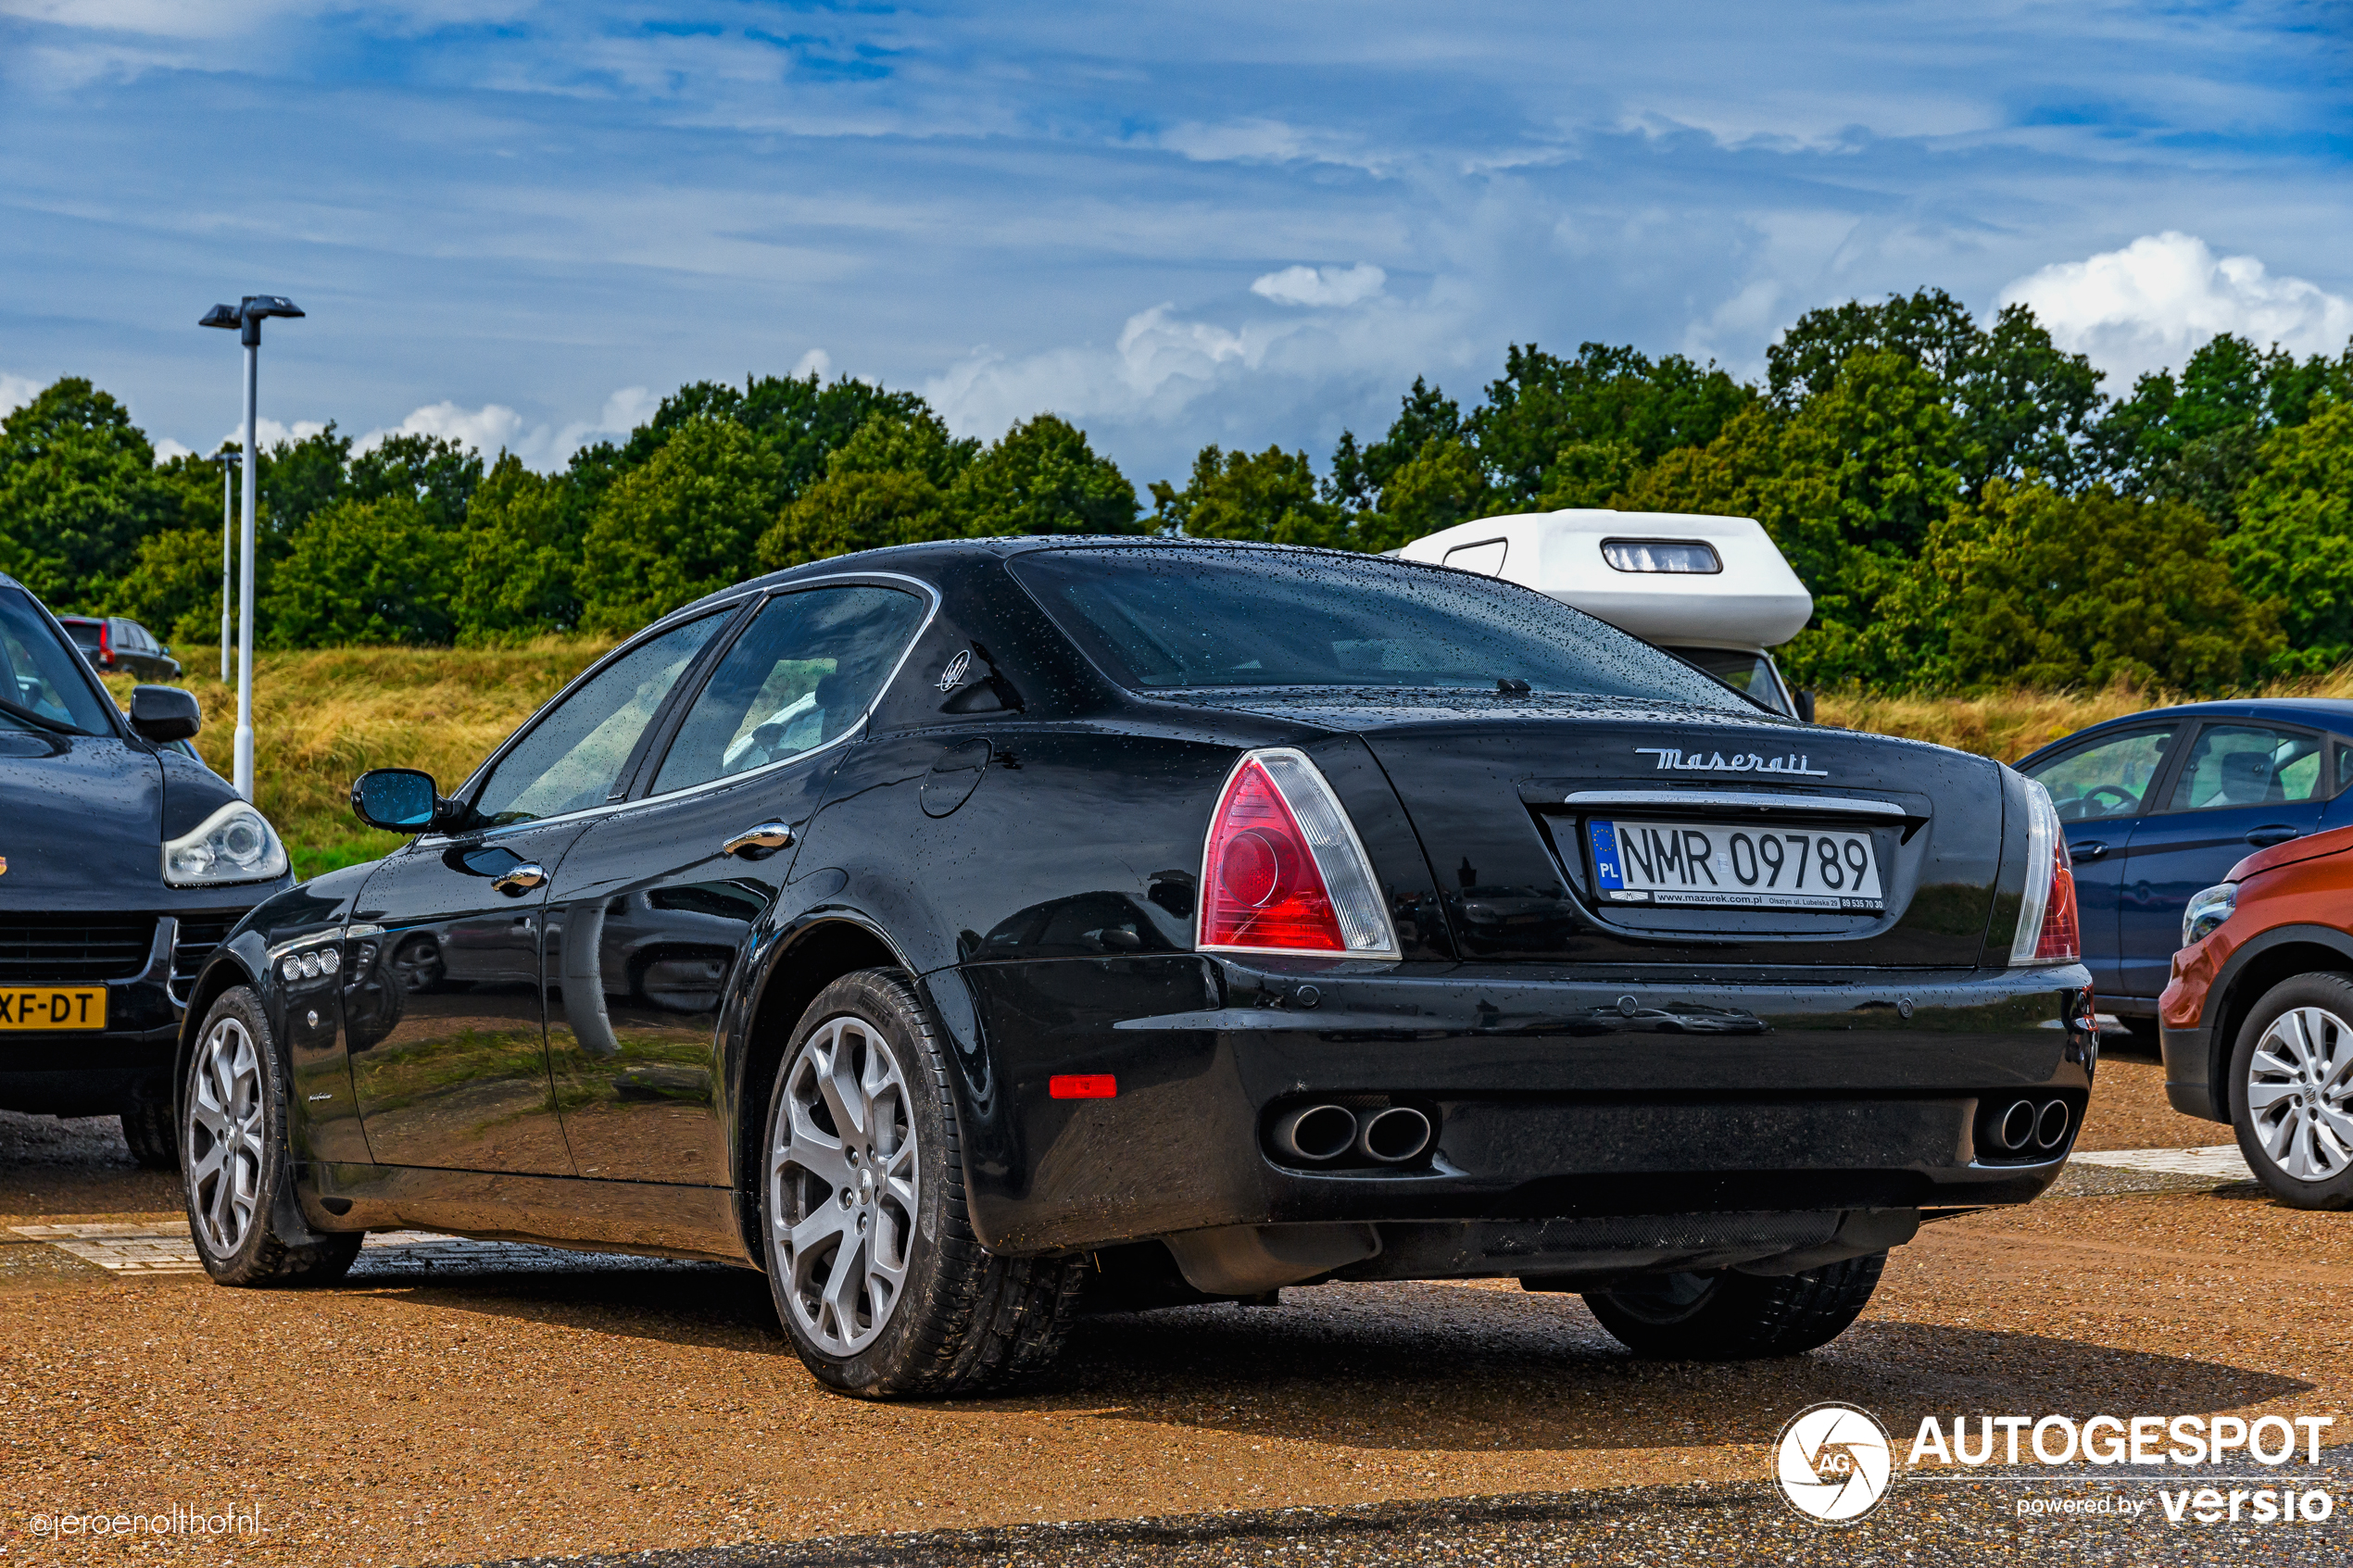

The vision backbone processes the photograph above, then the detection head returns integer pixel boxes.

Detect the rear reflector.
[2009,778,2081,966]
[1050,1074,1116,1099]
[1197,748,1401,960]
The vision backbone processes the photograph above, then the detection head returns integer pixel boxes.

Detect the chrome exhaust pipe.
[1997,1098,2037,1153]
[1355,1105,1433,1164]
[2034,1099,2070,1152]
[1272,1104,1358,1163]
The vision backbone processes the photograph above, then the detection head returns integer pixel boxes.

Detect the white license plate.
[1587,818,1884,912]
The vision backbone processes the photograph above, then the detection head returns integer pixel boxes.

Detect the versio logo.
[1776,1402,1895,1523]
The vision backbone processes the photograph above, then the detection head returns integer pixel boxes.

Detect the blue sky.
[3,1,2350,484]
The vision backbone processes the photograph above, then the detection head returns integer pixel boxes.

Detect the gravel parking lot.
[5,1048,2346,1567]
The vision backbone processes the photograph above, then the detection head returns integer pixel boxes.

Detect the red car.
[2161,822,2353,1208]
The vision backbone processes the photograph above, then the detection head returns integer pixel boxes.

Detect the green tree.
[1358,437,1492,552]
[756,408,980,570]
[112,526,229,647]
[2229,399,2353,670]
[950,414,1139,536]
[2095,334,2353,528]
[1768,290,2104,494]
[1149,445,1340,546]
[455,455,593,644]
[0,377,178,608]
[1875,483,2279,692]
[260,495,461,646]
[349,433,483,531]
[1469,343,1754,508]
[577,417,786,633]
[1621,349,1963,685]
[1325,378,1465,513]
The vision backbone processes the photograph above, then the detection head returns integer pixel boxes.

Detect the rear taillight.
[1198,748,1401,960]
[2009,777,2080,965]
[98,621,112,666]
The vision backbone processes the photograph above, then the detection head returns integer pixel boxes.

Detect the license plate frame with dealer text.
[0,987,109,1030]
[1587,817,1885,912]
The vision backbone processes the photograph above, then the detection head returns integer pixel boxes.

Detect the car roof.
[2020,698,2353,763]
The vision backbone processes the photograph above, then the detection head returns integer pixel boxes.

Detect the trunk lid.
[1193,691,2007,969]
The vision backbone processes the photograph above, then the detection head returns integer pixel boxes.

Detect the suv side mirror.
[351,768,445,833]
[128,684,202,742]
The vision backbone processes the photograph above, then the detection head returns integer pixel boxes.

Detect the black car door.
[542,582,932,1184]
[346,609,736,1173]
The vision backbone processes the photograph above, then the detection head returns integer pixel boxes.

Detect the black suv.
[1,578,290,1166]
[59,615,183,682]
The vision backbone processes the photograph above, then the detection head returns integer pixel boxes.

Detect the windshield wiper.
[0,696,94,736]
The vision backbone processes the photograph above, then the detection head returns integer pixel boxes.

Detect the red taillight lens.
[98,622,112,664]
[2034,837,2080,962]
[1200,758,1349,953]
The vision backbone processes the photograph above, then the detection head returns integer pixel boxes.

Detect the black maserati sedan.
[178,539,2093,1397]
[0,576,292,1167]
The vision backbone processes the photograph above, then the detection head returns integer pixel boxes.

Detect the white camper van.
[1394,509,1816,720]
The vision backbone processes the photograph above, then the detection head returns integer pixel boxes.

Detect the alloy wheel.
[187,1015,266,1255]
[2247,1006,2353,1182]
[770,1014,919,1357]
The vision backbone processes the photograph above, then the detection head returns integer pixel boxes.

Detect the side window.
[2022,727,2175,823]
[2338,744,2352,797]
[2166,725,2322,812]
[651,585,927,795]
[470,612,728,826]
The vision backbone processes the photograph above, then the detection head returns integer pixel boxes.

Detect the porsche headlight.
[163,801,289,886]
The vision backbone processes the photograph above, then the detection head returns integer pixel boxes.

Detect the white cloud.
[354,385,654,471]
[0,371,40,417]
[793,348,832,379]
[1251,263,1387,308]
[151,436,194,461]
[218,416,330,450]
[2000,232,2353,387]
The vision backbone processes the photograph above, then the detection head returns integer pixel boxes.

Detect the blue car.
[2016,699,2353,1033]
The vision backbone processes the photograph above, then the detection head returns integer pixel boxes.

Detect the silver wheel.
[2246,1006,2353,1183]
[187,1015,266,1255]
[768,1013,919,1358]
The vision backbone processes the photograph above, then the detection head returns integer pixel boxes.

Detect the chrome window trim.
[1561,789,1908,819]
[415,571,941,848]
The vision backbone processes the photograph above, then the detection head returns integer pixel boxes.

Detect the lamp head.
[241,295,305,320]
[198,304,240,329]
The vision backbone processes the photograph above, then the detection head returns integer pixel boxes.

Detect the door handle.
[723,822,796,859]
[490,862,546,897]
[2246,825,2301,847]
[2067,841,2108,862]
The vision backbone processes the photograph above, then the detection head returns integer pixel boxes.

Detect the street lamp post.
[198,295,305,802]
[217,448,239,684]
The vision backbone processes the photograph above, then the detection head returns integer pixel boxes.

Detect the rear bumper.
[950,954,2098,1268]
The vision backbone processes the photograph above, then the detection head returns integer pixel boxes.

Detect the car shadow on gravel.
[347,1261,785,1353]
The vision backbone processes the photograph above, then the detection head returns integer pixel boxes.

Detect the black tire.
[182,986,362,1286]
[120,1098,178,1170]
[760,968,1085,1399]
[2228,972,2353,1210]
[1579,1253,1886,1360]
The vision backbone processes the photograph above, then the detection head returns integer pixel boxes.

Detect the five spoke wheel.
[2246,1004,2353,1183]
[769,1014,919,1357]
[186,1014,266,1256]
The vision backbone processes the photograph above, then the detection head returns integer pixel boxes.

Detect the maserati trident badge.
[937,650,973,692]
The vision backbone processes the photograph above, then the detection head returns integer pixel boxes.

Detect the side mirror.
[351,768,444,833]
[128,684,202,742]
[1793,688,1818,724]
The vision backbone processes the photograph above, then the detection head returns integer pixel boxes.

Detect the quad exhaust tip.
[1993,1097,2073,1156]
[1356,1106,1433,1164]
[1273,1103,1358,1163]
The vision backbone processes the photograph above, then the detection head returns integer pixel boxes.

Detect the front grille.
[170,914,241,988]
[0,915,157,983]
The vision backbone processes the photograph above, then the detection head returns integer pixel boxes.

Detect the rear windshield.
[1010,546,1751,709]
[62,621,100,649]
[0,592,114,734]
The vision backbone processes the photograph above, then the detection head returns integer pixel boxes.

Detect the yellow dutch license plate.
[0,987,107,1030]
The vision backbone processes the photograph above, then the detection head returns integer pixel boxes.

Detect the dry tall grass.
[105,640,611,875]
[1819,669,2353,763]
[104,640,2348,878]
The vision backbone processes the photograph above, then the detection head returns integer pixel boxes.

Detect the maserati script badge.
[937,650,973,692]
[1634,746,1830,778]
